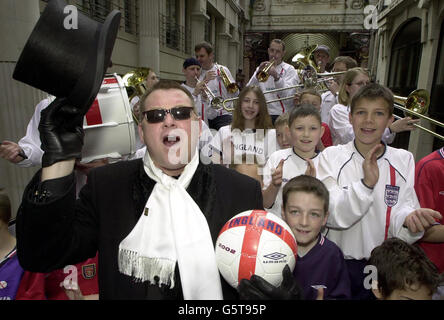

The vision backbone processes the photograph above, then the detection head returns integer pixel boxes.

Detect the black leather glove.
[39,97,85,167]
[237,264,303,300]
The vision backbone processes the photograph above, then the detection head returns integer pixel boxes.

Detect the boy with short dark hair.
[282,175,351,300]
[317,83,442,299]
[263,104,324,216]
[368,238,442,300]
[299,89,332,150]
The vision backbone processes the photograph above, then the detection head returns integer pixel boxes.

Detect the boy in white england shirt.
[317,83,442,299]
[263,104,323,216]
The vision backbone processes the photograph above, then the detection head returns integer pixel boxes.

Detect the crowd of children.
[227,80,443,300]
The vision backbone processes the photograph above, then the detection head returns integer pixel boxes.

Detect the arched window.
[388,18,422,95]
[387,18,422,149]
[430,19,444,149]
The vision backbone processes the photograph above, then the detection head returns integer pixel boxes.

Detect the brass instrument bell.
[393,89,430,118]
[257,59,276,82]
[216,63,239,94]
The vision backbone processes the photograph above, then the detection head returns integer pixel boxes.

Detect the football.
[215,209,297,288]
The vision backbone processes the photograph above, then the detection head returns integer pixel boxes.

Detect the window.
[430,20,444,149]
[83,0,111,22]
[387,18,422,149]
[205,11,212,44]
[160,0,190,53]
[41,0,138,35]
[124,0,137,35]
[388,18,422,96]
[165,0,179,49]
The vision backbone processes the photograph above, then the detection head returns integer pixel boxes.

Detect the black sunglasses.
[142,106,194,123]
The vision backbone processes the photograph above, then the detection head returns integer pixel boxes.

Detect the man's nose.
[163,112,176,126]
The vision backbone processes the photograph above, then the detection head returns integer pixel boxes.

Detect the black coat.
[16,159,264,299]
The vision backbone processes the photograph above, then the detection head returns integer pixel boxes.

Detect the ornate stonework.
[250,0,368,31]
[252,14,364,30]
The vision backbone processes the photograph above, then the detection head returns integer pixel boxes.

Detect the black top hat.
[13,0,121,112]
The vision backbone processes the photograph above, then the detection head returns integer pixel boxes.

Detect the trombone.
[221,67,347,110]
[194,76,224,110]
[393,89,444,140]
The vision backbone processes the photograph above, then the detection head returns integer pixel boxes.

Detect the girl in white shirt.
[207,86,277,166]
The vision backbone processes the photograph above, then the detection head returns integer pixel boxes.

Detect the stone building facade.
[369,0,444,158]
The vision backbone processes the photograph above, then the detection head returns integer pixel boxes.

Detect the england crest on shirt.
[384,185,400,207]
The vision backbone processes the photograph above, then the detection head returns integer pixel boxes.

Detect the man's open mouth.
[163,135,180,146]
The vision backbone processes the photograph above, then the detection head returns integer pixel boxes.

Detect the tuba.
[123,68,151,124]
[293,45,330,91]
[292,45,318,72]
[216,63,239,94]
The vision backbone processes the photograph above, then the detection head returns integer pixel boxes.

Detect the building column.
[216,19,232,66]
[228,39,239,75]
[190,0,208,53]
[408,7,437,159]
[138,0,160,73]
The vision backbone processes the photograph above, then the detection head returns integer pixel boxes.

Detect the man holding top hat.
[15,0,301,300]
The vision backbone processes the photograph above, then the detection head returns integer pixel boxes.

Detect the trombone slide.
[393,114,444,141]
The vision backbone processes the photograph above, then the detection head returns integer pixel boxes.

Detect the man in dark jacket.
[17,81,303,300]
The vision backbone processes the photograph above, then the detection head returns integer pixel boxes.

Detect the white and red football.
[215,209,297,288]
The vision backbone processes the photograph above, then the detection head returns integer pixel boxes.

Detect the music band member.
[247,39,300,124]
[195,42,239,131]
[313,45,330,74]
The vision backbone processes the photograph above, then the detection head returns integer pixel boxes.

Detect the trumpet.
[195,76,224,110]
[257,59,276,82]
[216,63,239,94]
